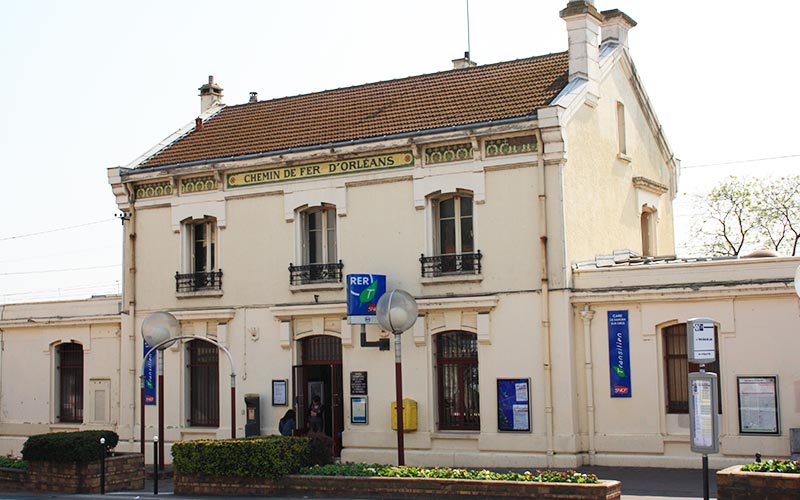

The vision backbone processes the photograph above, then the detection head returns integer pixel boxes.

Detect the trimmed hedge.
[21,430,119,463]
[173,436,315,480]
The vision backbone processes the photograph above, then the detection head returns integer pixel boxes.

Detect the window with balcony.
[289,205,343,285]
[176,218,222,292]
[56,342,83,423]
[421,193,481,277]
[436,331,480,430]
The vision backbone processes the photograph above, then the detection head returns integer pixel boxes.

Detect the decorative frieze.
[135,181,173,199]
[485,135,537,157]
[424,143,473,164]
[181,175,218,194]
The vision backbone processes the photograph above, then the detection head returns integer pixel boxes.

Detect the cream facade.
[0,1,798,471]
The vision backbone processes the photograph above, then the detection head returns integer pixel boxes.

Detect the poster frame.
[737,375,780,435]
[496,378,531,432]
[272,379,288,406]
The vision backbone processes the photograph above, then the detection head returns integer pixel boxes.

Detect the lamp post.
[376,289,418,466]
[140,312,179,469]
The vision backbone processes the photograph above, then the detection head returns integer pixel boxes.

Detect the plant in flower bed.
[741,459,800,474]
[300,463,599,484]
[0,456,27,470]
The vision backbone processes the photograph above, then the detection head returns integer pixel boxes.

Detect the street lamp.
[376,289,418,466]
[141,311,179,469]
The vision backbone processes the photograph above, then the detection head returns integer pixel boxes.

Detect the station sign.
[346,274,386,324]
[687,317,716,364]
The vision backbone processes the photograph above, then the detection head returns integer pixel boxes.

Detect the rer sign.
[687,317,716,364]
[346,274,386,325]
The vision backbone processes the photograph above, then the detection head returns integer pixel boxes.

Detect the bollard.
[153,435,159,495]
[99,437,106,495]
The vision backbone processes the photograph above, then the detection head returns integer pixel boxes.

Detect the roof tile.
[139,52,568,168]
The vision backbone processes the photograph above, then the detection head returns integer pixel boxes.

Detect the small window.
[436,331,480,430]
[663,323,721,414]
[57,343,83,423]
[617,101,627,156]
[188,340,219,427]
[641,209,656,256]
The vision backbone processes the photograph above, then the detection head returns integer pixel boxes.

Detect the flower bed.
[717,463,800,500]
[175,465,620,499]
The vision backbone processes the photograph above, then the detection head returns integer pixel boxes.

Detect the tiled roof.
[138,52,569,169]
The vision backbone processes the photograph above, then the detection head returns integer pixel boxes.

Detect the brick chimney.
[601,9,637,49]
[198,75,223,114]
[560,1,603,102]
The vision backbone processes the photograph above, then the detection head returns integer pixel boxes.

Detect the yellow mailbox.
[391,398,417,431]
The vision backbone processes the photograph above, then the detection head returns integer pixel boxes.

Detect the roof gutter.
[124,113,539,176]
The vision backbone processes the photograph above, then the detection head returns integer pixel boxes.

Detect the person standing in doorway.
[308,395,324,433]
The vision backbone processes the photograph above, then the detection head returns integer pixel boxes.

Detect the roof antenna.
[466,0,471,63]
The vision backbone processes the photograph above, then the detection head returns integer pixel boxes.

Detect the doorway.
[293,335,343,456]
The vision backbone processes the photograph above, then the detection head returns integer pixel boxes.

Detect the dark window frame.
[188,340,219,427]
[436,331,480,431]
[57,342,84,423]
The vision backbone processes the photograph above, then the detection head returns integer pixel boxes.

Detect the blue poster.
[346,274,386,324]
[607,310,632,398]
[496,378,530,431]
[143,341,156,405]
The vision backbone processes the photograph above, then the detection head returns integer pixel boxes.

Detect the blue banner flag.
[143,340,156,405]
[607,310,632,398]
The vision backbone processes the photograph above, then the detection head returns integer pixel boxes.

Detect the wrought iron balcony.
[288,261,344,286]
[419,251,482,277]
[175,270,223,292]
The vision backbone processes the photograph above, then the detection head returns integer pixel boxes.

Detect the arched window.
[177,217,221,292]
[290,205,342,285]
[663,323,721,414]
[57,343,83,423]
[188,340,219,427]
[436,331,480,430]
[421,192,480,276]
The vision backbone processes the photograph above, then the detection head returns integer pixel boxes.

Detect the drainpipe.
[122,183,138,449]
[535,128,555,465]
[579,305,596,464]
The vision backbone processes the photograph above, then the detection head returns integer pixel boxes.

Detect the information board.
[351,396,368,424]
[689,372,719,454]
[737,376,779,434]
[497,379,530,432]
[350,371,368,395]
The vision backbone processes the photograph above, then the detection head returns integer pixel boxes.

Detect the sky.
[1,0,799,304]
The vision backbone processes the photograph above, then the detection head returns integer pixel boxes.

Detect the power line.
[0,264,120,276]
[683,154,800,169]
[0,218,116,242]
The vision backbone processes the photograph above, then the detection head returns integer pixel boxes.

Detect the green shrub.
[300,463,599,484]
[0,456,28,470]
[306,432,334,466]
[21,430,119,463]
[741,460,800,474]
[172,436,313,480]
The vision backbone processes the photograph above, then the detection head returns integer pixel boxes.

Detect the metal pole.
[230,374,237,439]
[394,333,405,466]
[702,454,709,500]
[99,437,106,495]
[139,376,145,455]
[153,436,159,495]
[158,350,165,470]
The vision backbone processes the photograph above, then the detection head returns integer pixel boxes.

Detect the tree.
[691,175,800,256]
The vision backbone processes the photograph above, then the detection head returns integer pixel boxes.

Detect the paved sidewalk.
[0,466,718,500]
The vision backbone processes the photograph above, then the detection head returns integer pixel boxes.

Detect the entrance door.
[293,335,344,456]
